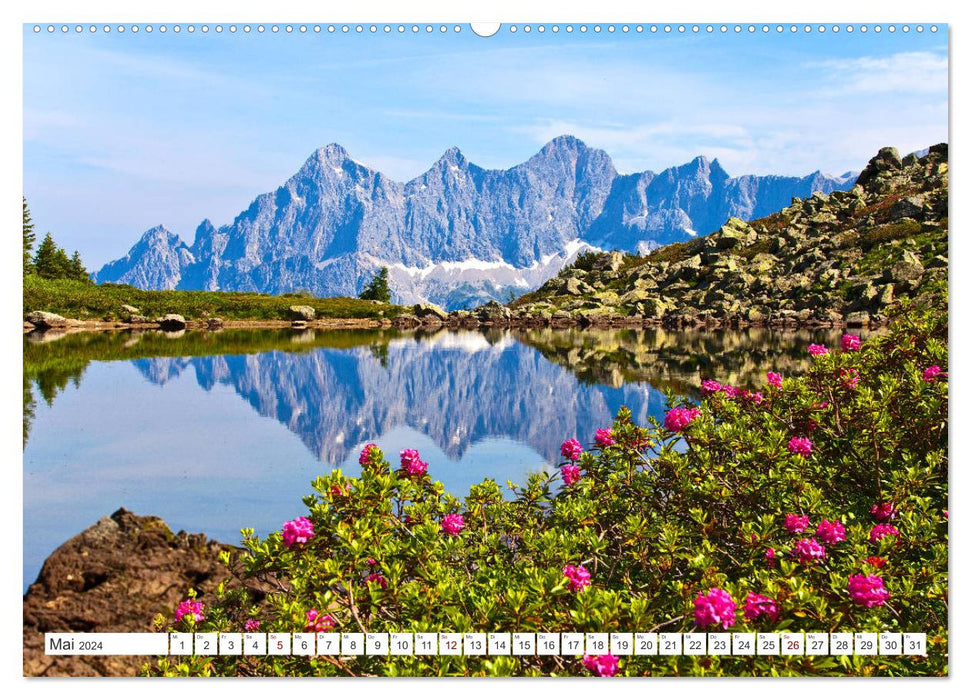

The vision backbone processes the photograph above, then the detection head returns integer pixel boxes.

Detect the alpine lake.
[23,324,872,588]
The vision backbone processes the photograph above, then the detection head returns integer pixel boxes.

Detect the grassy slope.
[23,276,407,321]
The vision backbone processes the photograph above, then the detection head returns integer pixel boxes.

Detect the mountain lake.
[22,325,873,589]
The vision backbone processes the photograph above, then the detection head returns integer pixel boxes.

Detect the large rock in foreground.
[23,508,263,677]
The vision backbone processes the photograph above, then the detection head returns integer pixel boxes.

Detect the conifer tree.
[359,267,392,303]
[23,197,35,276]
[32,233,61,279]
[69,251,89,282]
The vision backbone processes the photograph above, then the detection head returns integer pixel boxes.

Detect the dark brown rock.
[23,508,266,677]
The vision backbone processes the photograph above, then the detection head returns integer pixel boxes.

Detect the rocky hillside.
[512,144,947,328]
[94,136,854,309]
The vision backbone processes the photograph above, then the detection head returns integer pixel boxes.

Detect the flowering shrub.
[149,293,947,677]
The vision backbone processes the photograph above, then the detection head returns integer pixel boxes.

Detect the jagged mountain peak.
[431,145,470,170]
[314,142,351,162]
[136,225,184,247]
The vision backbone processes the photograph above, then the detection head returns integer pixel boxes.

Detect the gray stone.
[288,305,316,321]
[25,311,69,328]
[412,303,448,321]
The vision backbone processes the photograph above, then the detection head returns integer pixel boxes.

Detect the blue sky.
[23,24,948,269]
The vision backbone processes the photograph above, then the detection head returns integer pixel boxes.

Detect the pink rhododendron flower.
[244,619,260,632]
[787,436,813,457]
[305,609,335,633]
[560,438,584,461]
[869,523,900,544]
[281,516,315,548]
[561,464,581,486]
[841,334,862,352]
[562,564,592,592]
[765,547,777,566]
[743,390,764,404]
[840,368,860,389]
[330,483,347,497]
[815,519,846,544]
[365,557,377,566]
[743,592,779,622]
[174,599,205,624]
[400,448,428,476]
[766,371,783,388]
[923,365,945,382]
[358,443,379,466]
[808,344,829,356]
[366,573,389,589]
[701,379,723,396]
[693,588,737,629]
[722,385,740,399]
[582,654,619,677]
[848,574,890,607]
[870,502,897,522]
[664,407,701,433]
[784,514,811,534]
[792,538,826,565]
[441,513,465,536]
[595,428,616,447]
[865,556,887,569]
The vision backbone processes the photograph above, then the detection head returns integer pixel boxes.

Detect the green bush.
[149,294,947,677]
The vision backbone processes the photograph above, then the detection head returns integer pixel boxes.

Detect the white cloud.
[810,51,948,95]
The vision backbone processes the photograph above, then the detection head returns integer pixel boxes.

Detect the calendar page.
[20,8,949,680]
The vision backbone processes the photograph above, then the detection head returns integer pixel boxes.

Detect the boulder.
[635,297,668,319]
[25,311,69,329]
[846,311,871,328]
[886,260,924,285]
[591,251,625,272]
[856,146,903,186]
[23,508,269,677]
[157,314,187,331]
[288,305,316,322]
[206,317,224,329]
[120,304,141,316]
[412,303,448,321]
[128,315,148,324]
[476,300,512,322]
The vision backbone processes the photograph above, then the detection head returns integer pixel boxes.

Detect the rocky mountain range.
[94,136,855,309]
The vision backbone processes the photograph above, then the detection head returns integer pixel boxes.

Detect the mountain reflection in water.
[22,325,867,588]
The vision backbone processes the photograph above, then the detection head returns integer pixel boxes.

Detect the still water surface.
[23,326,855,588]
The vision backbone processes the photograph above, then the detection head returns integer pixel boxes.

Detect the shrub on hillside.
[149,292,947,677]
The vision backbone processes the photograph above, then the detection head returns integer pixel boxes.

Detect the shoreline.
[23,310,882,335]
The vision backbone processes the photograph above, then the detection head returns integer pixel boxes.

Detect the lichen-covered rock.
[288,305,316,321]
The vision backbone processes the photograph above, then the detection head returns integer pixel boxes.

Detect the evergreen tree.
[32,233,61,279]
[69,250,89,282]
[359,267,392,303]
[23,197,35,276]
